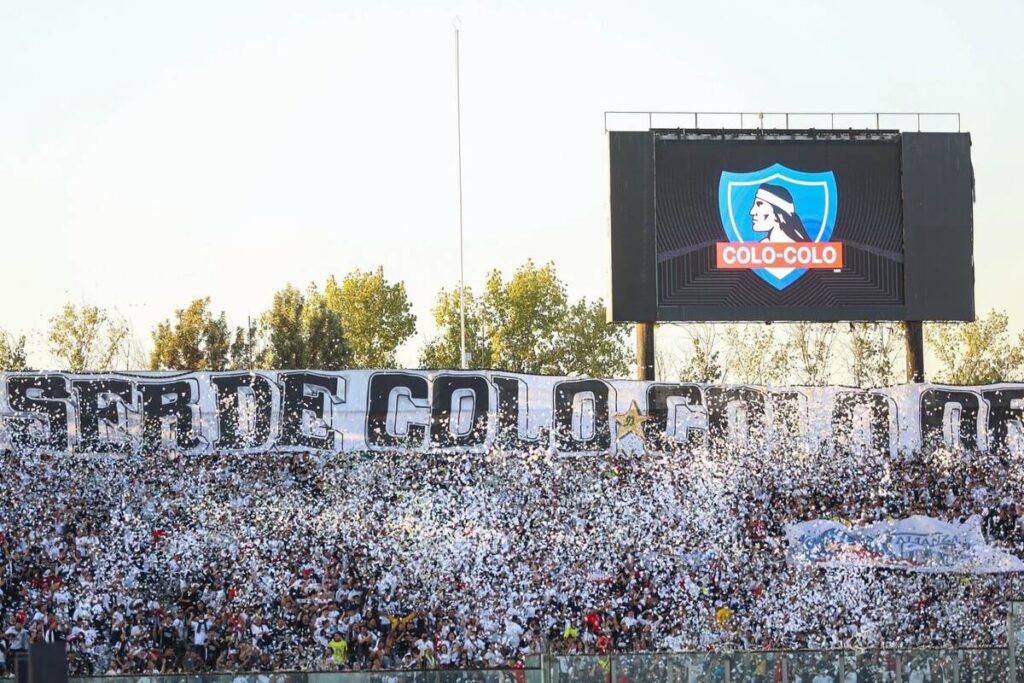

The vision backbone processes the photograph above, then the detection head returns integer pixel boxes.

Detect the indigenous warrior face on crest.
[749,183,811,243]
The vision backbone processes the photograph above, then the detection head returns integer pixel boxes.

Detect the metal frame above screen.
[604,110,962,133]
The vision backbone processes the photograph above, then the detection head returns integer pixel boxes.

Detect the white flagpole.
[454,18,467,369]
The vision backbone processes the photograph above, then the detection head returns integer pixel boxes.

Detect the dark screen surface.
[656,136,903,309]
[608,130,974,322]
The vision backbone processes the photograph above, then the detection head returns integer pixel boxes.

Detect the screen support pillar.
[636,322,655,381]
[904,321,925,383]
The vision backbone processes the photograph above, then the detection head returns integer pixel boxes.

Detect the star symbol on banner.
[614,400,649,440]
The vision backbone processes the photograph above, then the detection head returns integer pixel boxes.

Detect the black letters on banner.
[6,375,71,450]
[705,387,766,449]
[982,388,1024,454]
[366,372,430,448]
[430,374,489,447]
[644,384,705,450]
[770,391,807,444]
[71,379,133,452]
[553,380,612,451]
[832,391,892,454]
[278,372,342,450]
[5,371,1024,456]
[920,389,980,450]
[138,380,201,451]
[493,376,540,449]
[211,373,274,450]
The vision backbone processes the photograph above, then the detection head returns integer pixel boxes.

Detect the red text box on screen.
[715,242,844,270]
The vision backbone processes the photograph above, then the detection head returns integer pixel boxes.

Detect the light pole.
[454,18,467,369]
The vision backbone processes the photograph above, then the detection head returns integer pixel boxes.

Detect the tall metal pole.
[454,20,468,369]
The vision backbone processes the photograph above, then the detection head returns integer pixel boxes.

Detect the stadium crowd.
[1,436,1023,677]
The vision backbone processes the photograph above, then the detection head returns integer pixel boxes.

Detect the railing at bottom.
[546,649,1013,683]
[60,649,1024,683]
[67,671,544,683]
[69,669,543,683]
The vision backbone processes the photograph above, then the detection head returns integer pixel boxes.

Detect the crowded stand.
[1,440,1023,677]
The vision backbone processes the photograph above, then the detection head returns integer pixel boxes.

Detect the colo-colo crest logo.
[716,163,842,290]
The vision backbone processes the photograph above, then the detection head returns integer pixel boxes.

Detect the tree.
[788,322,836,385]
[419,287,492,369]
[48,303,129,372]
[263,284,351,369]
[482,261,568,374]
[150,298,231,371]
[323,267,416,369]
[421,260,632,377]
[679,325,724,383]
[228,319,266,370]
[556,298,632,378]
[723,324,791,385]
[0,331,28,371]
[926,310,1024,384]
[846,322,901,387]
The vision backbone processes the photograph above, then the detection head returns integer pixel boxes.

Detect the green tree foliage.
[556,298,632,378]
[421,260,632,377]
[723,324,791,385]
[150,298,231,371]
[263,284,350,370]
[229,319,266,370]
[482,261,568,374]
[48,303,129,372]
[0,331,28,371]
[323,267,416,369]
[788,322,837,385]
[419,287,492,369]
[846,322,901,387]
[926,309,1024,384]
[679,325,724,383]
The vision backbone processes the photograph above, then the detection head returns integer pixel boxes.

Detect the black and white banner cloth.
[0,370,1021,455]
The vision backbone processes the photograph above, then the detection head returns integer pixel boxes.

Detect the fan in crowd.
[1,438,1023,676]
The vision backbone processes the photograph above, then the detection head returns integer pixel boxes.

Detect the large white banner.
[785,515,1024,573]
[0,370,1021,456]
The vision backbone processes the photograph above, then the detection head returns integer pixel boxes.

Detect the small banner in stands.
[785,515,1024,573]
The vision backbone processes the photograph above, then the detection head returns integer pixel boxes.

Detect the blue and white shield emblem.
[718,164,838,290]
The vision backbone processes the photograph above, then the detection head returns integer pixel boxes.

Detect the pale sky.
[1,0,1022,372]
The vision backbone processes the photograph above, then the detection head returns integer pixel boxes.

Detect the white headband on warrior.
[755,188,794,216]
